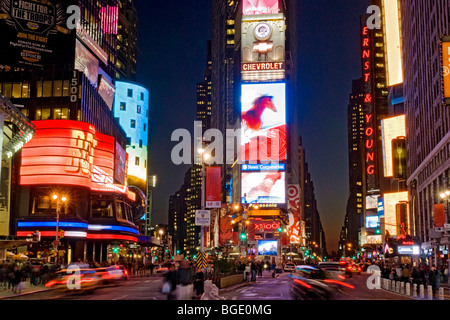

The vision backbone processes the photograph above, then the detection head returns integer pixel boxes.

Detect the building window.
[130,119,136,128]
[137,105,141,114]
[127,88,133,97]
[135,157,140,166]
[120,102,126,111]
[139,139,143,148]
[140,92,144,101]
[91,195,114,218]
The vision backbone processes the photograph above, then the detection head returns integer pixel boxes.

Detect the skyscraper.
[401,0,450,263]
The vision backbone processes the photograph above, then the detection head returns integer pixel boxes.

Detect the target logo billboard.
[287,185,301,243]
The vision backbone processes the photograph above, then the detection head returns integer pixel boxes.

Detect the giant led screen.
[257,240,278,256]
[243,0,279,15]
[241,170,285,204]
[241,82,286,163]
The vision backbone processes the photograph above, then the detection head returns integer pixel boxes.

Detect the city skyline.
[135,0,369,252]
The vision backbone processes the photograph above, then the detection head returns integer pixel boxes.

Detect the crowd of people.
[380,263,448,296]
[0,260,60,293]
[163,260,205,300]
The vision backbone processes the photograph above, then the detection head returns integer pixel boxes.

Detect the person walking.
[164,264,177,300]
[193,269,205,299]
[402,265,410,283]
[251,262,257,282]
[176,260,194,300]
[257,262,263,278]
[244,263,251,282]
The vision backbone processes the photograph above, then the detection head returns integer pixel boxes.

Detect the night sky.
[134,0,370,252]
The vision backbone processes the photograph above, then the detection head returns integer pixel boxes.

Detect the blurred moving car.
[290,265,355,300]
[45,268,103,293]
[156,262,177,273]
[96,265,129,283]
[284,263,296,272]
[290,265,335,300]
[346,263,362,275]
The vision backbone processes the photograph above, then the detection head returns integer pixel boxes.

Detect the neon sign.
[254,221,280,230]
[20,120,132,198]
[362,25,376,178]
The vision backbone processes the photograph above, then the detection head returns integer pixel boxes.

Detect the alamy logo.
[366,5,381,30]
[366,265,381,290]
[66,265,81,290]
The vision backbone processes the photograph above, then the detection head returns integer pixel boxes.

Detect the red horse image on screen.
[241,83,287,162]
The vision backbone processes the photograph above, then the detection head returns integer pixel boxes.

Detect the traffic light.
[375,229,381,234]
[277,227,283,232]
[240,232,247,240]
[113,247,119,253]
[59,230,65,238]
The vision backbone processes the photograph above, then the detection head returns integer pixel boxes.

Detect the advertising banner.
[383,192,408,237]
[441,36,450,105]
[241,82,286,162]
[241,14,285,81]
[381,115,406,177]
[0,0,76,69]
[287,185,300,243]
[75,39,99,87]
[206,167,221,208]
[219,204,233,246]
[434,204,445,229]
[241,171,285,204]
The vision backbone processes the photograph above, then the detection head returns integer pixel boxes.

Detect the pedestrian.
[193,269,205,299]
[164,264,177,300]
[271,262,276,278]
[176,260,194,300]
[429,266,438,296]
[257,262,263,277]
[401,265,410,283]
[244,263,251,282]
[149,262,155,275]
[251,262,257,282]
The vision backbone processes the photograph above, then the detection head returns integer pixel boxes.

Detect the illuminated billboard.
[75,39,99,87]
[381,115,406,177]
[19,120,132,197]
[241,171,285,204]
[257,240,278,256]
[113,82,149,194]
[241,14,285,81]
[100,4,119,35]
[382,0,403,86]
[243,0,279,15]
[384,191,409,237]
[441,36,450,106]
[241,82,286,162]
[0,0,76,69]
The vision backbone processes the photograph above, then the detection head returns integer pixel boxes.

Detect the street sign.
[195,210,211,226]
[196,252,207,269]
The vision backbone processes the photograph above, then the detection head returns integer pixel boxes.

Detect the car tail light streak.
[293,278,312,289]
[324,279,355,289]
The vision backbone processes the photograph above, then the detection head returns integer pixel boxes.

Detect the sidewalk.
[0,281,51,299]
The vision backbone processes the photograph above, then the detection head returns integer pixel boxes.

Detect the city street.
[0,271,432,301]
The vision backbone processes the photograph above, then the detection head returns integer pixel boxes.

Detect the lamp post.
[440,183,450,285]
[198,148,210,255]
[52,193,67,264]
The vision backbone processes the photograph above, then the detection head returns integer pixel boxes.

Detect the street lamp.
[198,148,210,255]
[52,193,67,264]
